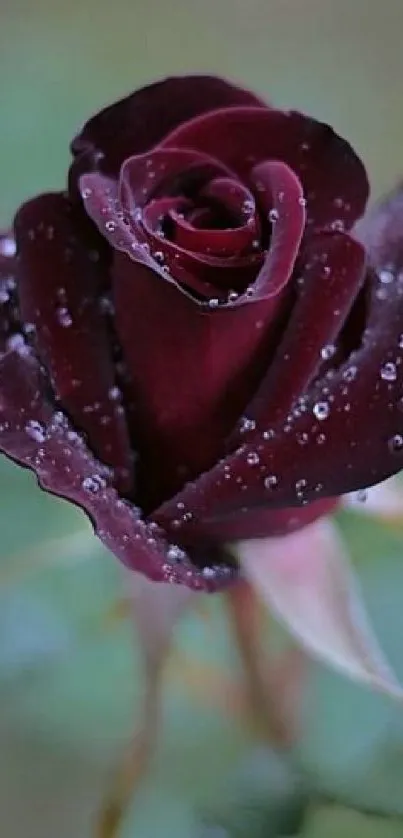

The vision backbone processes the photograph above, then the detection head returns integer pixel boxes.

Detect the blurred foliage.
[1,1,403,836]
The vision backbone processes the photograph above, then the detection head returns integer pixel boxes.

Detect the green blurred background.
[2,1,403,836]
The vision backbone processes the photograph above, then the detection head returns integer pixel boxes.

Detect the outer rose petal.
[161,107,369,231]
[234,233,366,434]
[14,193,134,494]
[152,229,403,540]
[0,348,234,592]
[112,256,289,511]
[70,75,265,181]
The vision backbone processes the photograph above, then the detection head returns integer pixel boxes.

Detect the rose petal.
[161,107,369,231]
[0,348,233,591]
[70,75,265,180]
[112,255,289,511]
[181,498,338,543]
[245,161,306,300]
[236,233,366,432]
[236,518,403,697]
[153,234,403,535]
[82,169,265,301]
[14,193,134,494]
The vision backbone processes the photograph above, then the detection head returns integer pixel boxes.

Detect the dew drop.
[380,361,397,382]
[264,474,278,489]
[239,416,256,433]
[388,434,403,453]
[105,220,116,232]
[108,386,121,401]
[313,400,330,420]
[246,450,260,466]
[320,343,336,361]
[356,489,368,503]
[0,237,16,257]
[379,268,395,285]
[208,298,220,309]
[228,290,239,303]
[56,306,73,328]
[343,365,357,382]
[0,288,10,304]
[25,419,46,443]
[268,208,279,223]
[82,474,107,493]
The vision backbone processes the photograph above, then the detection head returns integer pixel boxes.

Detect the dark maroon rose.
[1,74,403,592]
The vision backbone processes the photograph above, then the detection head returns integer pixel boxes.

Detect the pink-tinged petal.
[237,233,366,432]
[0,349,233,592]
[344,477,403,522]
[161,107,369,231]
[70,75,265,180]
[112,255,288,511]
[236,518,403,697]
[14,193,134,494]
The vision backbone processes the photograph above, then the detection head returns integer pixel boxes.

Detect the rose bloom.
[1,75,403,594]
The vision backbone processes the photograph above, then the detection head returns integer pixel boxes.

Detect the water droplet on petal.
[56,306,73,328]
[379,268,395,285]
[264,474,278,489]
[25,419,46,443]
[380,361,397,382]
[239,416,256,433]
[246,450,260,466]
[108,386,121,401]
[388,434,403,453]
[0,237,16,257]
[82,474,107,493]
[320,343,336,361]
[313,401,330,420]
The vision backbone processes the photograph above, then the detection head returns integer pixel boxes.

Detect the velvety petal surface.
[235,232,366,433]
[70,75,265,180]
[0,348,234,591]
[152,191,403,540]
[112,255,290,511]
[14,193,134,493]
[161,107,369,232]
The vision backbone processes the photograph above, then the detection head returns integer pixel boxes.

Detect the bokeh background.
[2,1,403,836]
